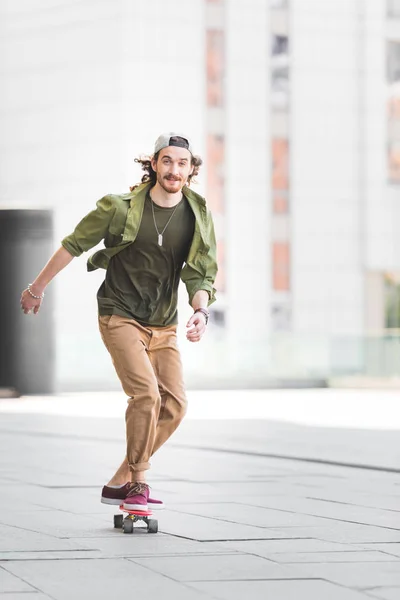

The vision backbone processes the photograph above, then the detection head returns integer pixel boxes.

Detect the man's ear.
[151,157,157,172]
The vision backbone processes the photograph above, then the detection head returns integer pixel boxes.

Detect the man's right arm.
[20,194,117,315]
[20,246,74,314]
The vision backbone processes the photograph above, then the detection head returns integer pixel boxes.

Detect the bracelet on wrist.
[194,307,209,325]
[27,284,45,300]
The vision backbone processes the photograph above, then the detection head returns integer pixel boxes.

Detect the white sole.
[123,503,148,511]
[148,503,165,511]
[101,497,121,505]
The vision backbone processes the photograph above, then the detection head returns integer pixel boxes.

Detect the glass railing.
[180,329,400,387]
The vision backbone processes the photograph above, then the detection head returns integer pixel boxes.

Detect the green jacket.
[61,182,217,306]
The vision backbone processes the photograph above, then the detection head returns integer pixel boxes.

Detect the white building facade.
[0,0,398,390]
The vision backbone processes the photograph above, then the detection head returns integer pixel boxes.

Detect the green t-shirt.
[97,192,195,326]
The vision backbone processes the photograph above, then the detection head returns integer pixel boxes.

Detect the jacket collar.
[124,181,209,248]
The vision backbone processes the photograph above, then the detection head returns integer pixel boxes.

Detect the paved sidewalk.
[0,390,399,600]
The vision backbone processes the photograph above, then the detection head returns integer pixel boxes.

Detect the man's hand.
[186,311,207,343]
[20,289,43,315]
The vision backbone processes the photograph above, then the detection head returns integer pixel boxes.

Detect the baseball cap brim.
[154,133,193,155]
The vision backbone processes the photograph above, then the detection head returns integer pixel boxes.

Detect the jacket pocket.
[108,205,129,236]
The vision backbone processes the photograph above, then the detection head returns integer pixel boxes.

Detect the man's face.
[152,146,193,193]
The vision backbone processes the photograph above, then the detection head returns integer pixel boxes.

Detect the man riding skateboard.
[20,133,218,511]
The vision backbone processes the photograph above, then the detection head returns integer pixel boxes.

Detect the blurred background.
[1,0,400,394]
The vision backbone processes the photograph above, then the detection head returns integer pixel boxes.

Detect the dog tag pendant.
[158,234,163,246]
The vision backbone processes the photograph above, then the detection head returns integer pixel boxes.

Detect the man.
[20,133,217,511]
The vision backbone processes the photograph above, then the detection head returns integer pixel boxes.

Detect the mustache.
[164,175,181,181]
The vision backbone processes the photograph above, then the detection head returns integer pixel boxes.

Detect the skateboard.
[113,505,158,534]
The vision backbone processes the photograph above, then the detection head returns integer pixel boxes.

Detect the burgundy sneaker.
[101,482,131,505]
[101,482,164,510]
[123,482,150,511]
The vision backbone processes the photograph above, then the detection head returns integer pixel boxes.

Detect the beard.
[158,173,185,193]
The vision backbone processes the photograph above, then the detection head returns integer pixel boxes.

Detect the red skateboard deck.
[119,505,153,517]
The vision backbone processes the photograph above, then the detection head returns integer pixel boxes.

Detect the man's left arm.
[186,211,218,343]
[186,289,210,343]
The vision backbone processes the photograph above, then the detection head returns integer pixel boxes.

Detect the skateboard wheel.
[147,519,158,534]
[123,519,134,534]
[114,514,123,529]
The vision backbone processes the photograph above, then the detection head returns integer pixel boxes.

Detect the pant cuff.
[128,461,150,472]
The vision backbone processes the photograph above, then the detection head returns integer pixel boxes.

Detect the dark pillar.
[0,209,55,395]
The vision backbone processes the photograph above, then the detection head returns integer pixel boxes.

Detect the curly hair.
[130,151,203,192]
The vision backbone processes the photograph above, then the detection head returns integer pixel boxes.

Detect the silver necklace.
[150,195,181,246]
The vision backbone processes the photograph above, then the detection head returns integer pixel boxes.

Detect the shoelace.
[126,482,150,497]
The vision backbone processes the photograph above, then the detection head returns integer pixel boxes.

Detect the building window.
[388,141,400,182]
[272,35,288,57]
[273,242,290,291]
[272,138,289,193]
[387,42,400,183]
[207,134,224,212]
[273,192,289,214]
[206,30,224,107]
[387,41,400,82]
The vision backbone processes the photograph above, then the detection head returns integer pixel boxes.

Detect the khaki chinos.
[98,314,187,472]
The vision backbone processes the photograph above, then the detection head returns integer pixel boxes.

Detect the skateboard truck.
[114,505,158,534]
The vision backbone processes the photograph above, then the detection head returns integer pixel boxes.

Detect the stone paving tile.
[174,417,400,472]
[0,523,94,552]
[164,483,299,500]
[138,479,219,496]
[0,595,53,600]
[287,562,400,588]
[267,524,400,544]
[365,587,400,600]
[0,509,112,539]
[74,534,237,557]
[0,485,111,517]
[155,455,323,482]
[177,480,309,496]
[128,553,295,581]
[0,492,50,513]
[152,451,296,481]
[262,551,400,564]
[213,538,369,556]
[0,550,102,561]
[172,502,336,528]
[303,491,400,512]
[30,489,114,515]
[241,495,400,529]
[188,579,373,600]
[155,509,298,541]
[360,543,400,558]
[0,565,36,593]
[2,558,215,600]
